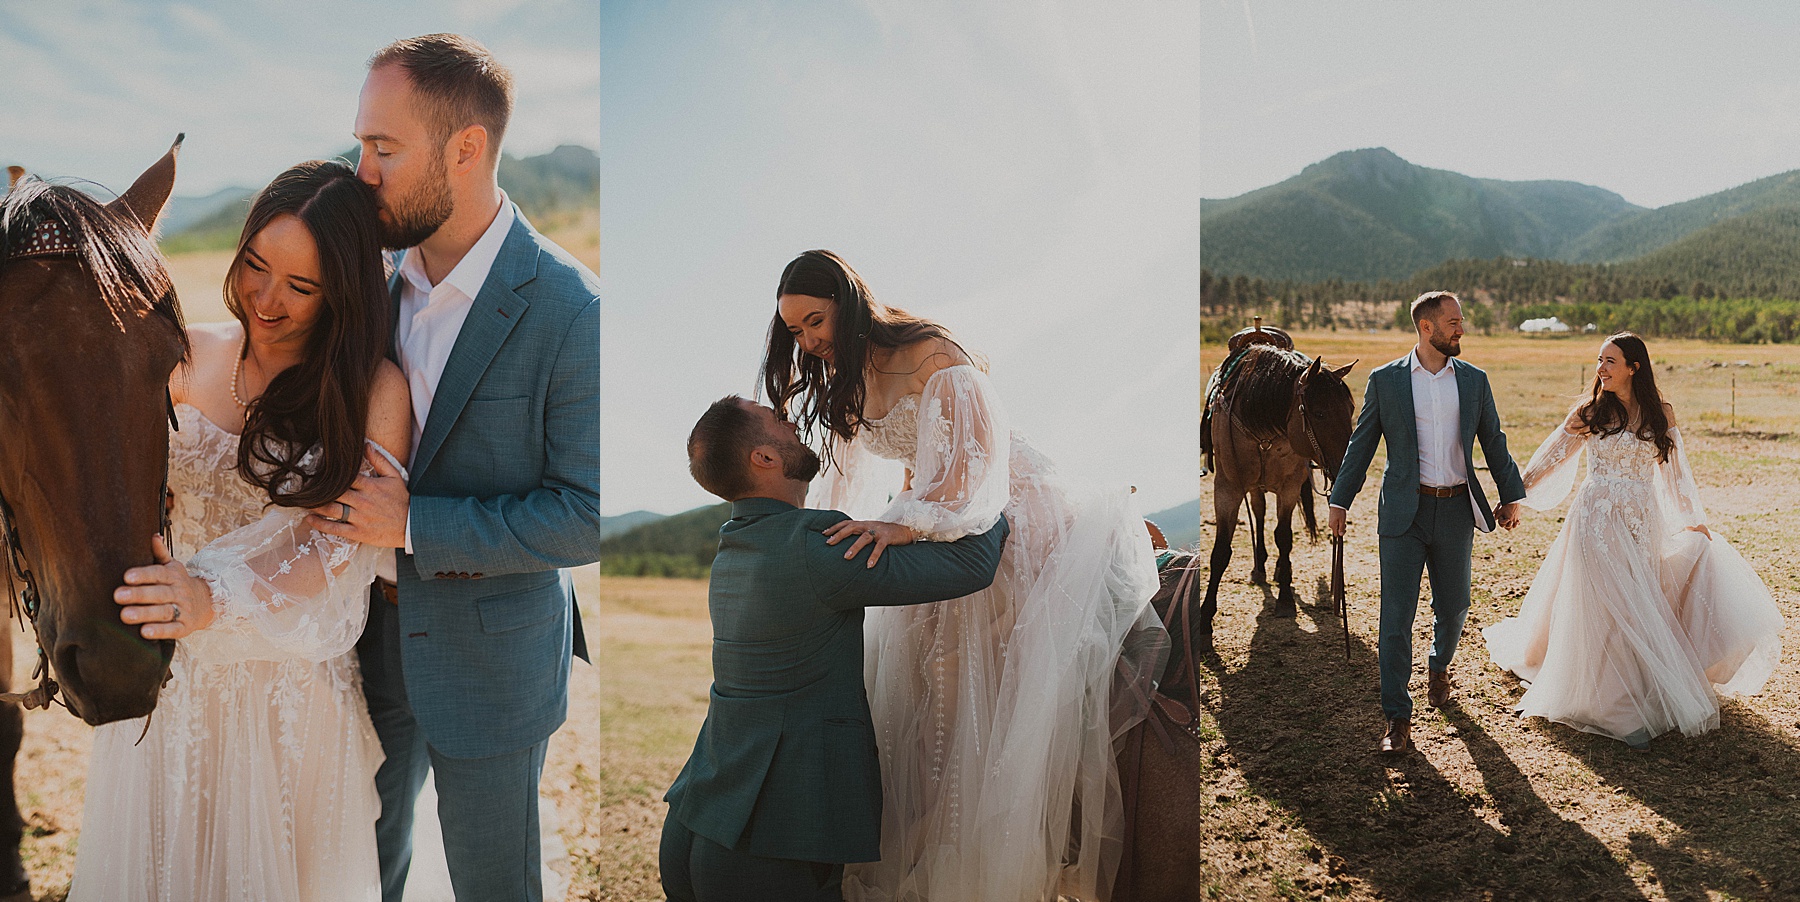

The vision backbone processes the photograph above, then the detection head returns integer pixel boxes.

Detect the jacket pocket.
[475,586,562,634]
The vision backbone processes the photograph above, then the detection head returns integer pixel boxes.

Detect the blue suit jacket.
[388,205,601,759]
[665,499,1008,864]
[1328,355,1526,536]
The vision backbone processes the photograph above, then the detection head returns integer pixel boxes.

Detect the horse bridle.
[1291,364,1338,493]
[0,217,179,714]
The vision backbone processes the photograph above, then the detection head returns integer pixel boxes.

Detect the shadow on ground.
[1202,578,1647,900]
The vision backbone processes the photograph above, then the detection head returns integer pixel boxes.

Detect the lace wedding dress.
[1483,423,1783,746]
[69,403,389,901]
[818,365,1164,902]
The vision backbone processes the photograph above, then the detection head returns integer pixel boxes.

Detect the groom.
[662,397,1009,902]
[1328,291,1524,755]
[309,34,600,901]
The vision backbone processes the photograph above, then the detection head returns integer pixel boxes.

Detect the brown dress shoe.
[1428,669,1453,708]
[1381,716,1411,755]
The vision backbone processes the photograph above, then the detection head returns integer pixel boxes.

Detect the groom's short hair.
[689,396,764,500]
[369,34,515,159]
[1410,290,1459,326]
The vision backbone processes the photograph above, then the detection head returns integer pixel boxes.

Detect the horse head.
[0,137,188,724]
[1288,356,1358,480]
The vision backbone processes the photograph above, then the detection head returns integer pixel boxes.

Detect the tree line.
[1202,257,1800,344]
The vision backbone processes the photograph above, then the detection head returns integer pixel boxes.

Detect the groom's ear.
[447,124,491,174]
[748,445,781,472]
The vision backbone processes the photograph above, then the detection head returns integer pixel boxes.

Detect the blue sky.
[601,1,1202,516]
[1203,1,1800,208]
[2,0,598,197]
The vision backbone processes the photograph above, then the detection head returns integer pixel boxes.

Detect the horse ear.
[5,166,23,193]
[108,134,184,235]
[1306,355,1324,377]
[1332,359,1358,379]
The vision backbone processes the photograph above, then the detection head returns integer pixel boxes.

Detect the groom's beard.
[379,160,455,250]
[1430,333,1462,358]
[780,441,822,482]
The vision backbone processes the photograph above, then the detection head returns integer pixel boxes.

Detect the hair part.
[760,250,962,468]
[688,396,769,501]
[1410,290,1459,327]
[226,160,392,508]
[1576,331,1673,462]
[369,33,515,160]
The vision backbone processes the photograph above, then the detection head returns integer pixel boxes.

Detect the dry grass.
[595,577,712,902]
[1198,330,1800,900]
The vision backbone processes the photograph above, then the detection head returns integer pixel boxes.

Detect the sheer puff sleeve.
[181,442,406,663]
[877,365,1010,542]
[1654,427,1708,531]
[1520,413,1588,511]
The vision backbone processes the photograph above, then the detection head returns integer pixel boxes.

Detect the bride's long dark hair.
[1576,331,1674,463]
[761,250,959,452]
[227,161,392,508]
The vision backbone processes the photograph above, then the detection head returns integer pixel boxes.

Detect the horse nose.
[50,625,169,725]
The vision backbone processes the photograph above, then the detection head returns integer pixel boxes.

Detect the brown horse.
[1201,343,1355,658]
[0,142,187,732]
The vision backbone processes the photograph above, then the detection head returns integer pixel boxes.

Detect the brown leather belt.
[1418,483,1467,498]
[375,577,399,606]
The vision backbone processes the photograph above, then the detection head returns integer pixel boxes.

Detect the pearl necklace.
[231,340,255,409]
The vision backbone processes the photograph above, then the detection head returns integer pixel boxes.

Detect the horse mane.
[0,179,187,351]
[1228,344,1310,436]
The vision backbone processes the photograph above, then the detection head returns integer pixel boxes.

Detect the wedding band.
[338,501,350,523]
[168,604,181,623]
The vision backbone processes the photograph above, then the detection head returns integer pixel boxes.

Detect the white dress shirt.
[1409,349,1467,489]
[387,194,515,565]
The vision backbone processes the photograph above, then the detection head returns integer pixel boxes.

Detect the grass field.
[1196,329,1800,900]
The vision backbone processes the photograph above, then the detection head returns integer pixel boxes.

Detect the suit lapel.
[410,217,538,479]
[1391,357,1418,463]
[1454,359,1477,448]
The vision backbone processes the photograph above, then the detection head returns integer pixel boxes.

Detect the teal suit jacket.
[664,498,1009,864]
[387,205,601,758]
[1328,355,1526,536]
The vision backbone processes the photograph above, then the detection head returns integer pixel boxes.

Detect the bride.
[763,250,1165,901]
[1483,332,1783,748]
[70,160,410,901]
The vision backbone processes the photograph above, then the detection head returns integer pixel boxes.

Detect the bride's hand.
[823,519,915,568]
[115,535,217,640]
[1688,524,1712,540]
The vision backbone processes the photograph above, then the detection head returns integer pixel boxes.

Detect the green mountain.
[1202,148,1643,282]
[1146,498,1200,550]
[599,502,732,578]
[158,144,598,254]
[1564,169,1800,263]
[600,509,665,540]
[1621,206,1800,296]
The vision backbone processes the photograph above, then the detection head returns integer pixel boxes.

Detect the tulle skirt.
[844,472,1163,902]
[1484,480,1782,746]
[69,648,384,902]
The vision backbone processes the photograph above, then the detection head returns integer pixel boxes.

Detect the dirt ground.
[1197,330,1800,901]
[8,564,603,901]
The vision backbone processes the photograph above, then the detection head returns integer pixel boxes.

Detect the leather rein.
[0,218,179,714]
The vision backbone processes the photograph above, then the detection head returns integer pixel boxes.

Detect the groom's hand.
[306,445,410,548]
[1327,506,1347,538]
[1496,502,1521,530]
[823,519,915,568]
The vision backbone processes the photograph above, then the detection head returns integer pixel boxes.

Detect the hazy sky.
[1203,1,1800,208]
[602,1,1201,516]
[2,0,598,197]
